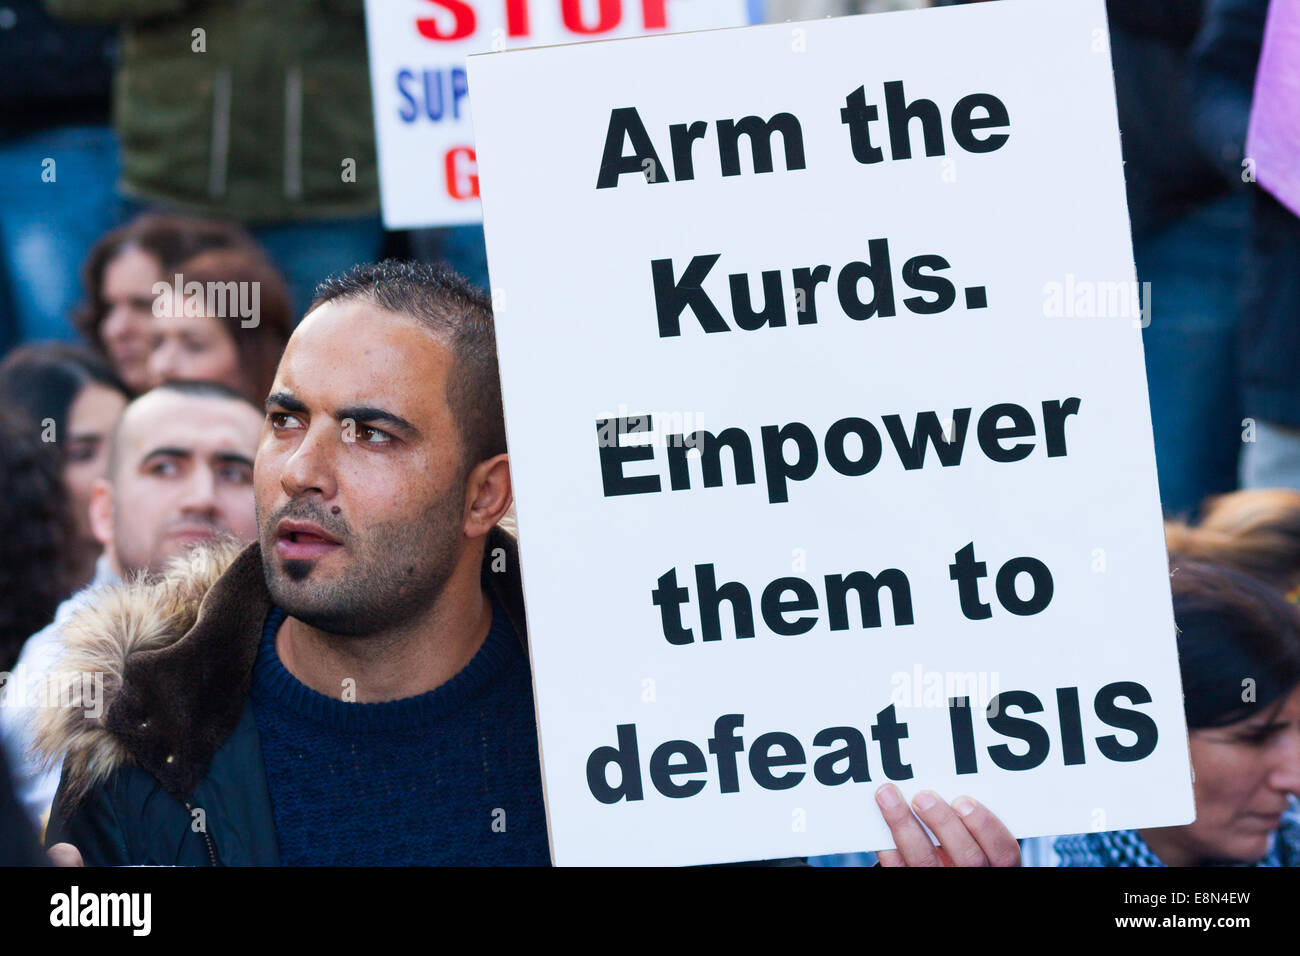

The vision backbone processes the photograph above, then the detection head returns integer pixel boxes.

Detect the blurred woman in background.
[72,214,260,393]
[1025,560,1300,866]
[146,247,292,405]
[0,343,128,592]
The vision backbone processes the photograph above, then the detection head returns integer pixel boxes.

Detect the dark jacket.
[40,529,531,865]
[1106,0,1235,238]
[1191,0,1300,427]
[0,0,114,140]
[43,0,378,222]
[937,0,1231,238]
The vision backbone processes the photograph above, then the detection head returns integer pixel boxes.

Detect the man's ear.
[88,478,115,551]
[463,453,512,539]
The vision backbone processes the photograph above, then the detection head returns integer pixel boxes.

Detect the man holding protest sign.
[42,0,1186,869]
[39,260,1018,866]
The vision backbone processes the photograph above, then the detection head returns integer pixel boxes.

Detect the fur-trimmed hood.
[35,526,527,810]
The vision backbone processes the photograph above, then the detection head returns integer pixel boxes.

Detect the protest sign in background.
[468,0,1194,866]
[364,0,749,228]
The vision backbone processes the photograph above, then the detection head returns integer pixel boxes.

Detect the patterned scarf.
[1053,800,1300,867]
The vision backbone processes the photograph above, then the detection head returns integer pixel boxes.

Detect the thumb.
[47,843,84,867]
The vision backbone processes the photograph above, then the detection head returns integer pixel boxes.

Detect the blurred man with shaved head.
[2,381,260,832]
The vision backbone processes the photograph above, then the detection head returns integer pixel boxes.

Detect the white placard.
[469,0,1194,866]
[364,0,750,228]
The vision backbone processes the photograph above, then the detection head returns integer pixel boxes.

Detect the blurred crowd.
[1,0,1299,867]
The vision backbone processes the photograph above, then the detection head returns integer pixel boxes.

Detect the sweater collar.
[251,595,521,732]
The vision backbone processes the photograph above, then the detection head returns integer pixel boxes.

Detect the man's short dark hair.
[309,260,506,472]
[106,379,263,481]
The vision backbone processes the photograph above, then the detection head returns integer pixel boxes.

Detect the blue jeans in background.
[1136,192,1248,518]
[0,124,123,350]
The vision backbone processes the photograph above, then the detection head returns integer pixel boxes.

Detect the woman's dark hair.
[73,213,260,355]
[1171,559,1300,729]
[0,407,74,671]
[0,343,128,448]
[167,247,293,404]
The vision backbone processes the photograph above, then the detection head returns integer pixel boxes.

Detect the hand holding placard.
[874,786,1021,868]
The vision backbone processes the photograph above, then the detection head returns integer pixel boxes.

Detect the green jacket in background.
[45,0,378,222]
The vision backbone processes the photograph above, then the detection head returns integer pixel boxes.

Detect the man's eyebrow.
[335,405,420,437]
[1241,718,1288,732]
[140,447,193,465]
[266,391,308,414]
[212,451,255,469]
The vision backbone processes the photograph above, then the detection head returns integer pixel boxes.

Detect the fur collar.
[36,525,528,809]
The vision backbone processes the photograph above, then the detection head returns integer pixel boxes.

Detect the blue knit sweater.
[250,597,551,865]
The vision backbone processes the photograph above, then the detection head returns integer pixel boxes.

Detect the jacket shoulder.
[34,541,246,810]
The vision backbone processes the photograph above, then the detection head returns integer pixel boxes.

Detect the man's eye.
[270,412,303,429]
[1239,727,1281,746]
[66,440,97,463]
[218,464,253,484]
[149,460,178,476]
[359,425,392,444]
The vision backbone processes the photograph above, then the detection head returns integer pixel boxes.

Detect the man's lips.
[275,520,343,561]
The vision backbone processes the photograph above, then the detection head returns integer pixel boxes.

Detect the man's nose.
[102,307,127,341]
[280,423,338,500]
[149,341,181,384]
[178,463,220,516]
